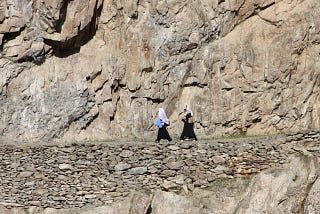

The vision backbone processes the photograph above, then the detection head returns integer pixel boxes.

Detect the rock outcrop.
[1,0,320,142]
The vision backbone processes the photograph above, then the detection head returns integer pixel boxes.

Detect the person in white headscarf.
[180,105,197,141]
[155,108,172,143]
[159,108,170,124]
[186,105,193,116]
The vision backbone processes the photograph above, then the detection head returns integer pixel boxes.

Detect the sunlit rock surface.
[0,0,320,143]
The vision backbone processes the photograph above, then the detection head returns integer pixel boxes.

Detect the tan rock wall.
[0,0,320,142]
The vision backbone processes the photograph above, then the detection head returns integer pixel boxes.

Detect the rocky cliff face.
[1,0,320,142]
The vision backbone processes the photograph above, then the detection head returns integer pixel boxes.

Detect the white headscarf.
[158,108,169,124]
[186,105,193,116]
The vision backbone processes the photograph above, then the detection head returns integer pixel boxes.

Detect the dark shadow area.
[56,0,71,33]
[111,79,126,93]
[44,38,81,58]
[0,29,24,51]
[145,97,164,104]
[146,205,152,214]
[183,81,208,88]
[16,46,52,65]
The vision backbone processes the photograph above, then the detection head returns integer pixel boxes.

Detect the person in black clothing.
[180,105,197,141]
[155,108,172,143]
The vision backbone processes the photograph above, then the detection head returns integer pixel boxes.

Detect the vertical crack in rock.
[56,0,69,33]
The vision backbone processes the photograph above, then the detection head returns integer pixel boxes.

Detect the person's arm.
[181,114,186,122]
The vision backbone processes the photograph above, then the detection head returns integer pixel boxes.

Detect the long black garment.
[156,124,172,142]
[180,113,197,141]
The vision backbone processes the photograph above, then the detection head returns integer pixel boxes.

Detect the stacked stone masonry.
[3,130,318,210]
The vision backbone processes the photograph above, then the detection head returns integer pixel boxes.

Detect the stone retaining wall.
[1,129,320,210]
[0,134,295,209]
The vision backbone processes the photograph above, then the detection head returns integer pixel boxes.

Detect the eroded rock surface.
[1,1,320,143]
